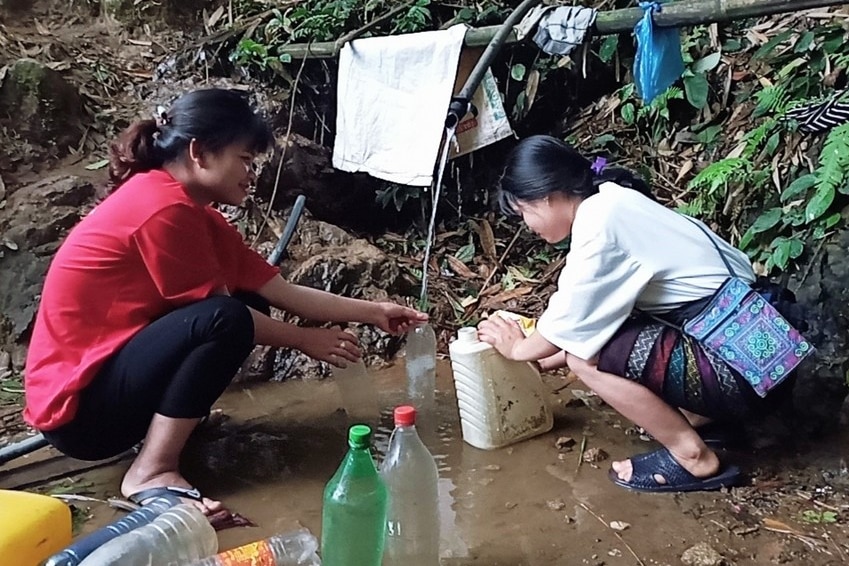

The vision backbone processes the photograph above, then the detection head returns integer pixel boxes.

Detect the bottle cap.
[348,424,372,448]
[457,327,478,343]
[394,405,416,426]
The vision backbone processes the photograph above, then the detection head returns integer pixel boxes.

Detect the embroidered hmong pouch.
[683,277,815,398]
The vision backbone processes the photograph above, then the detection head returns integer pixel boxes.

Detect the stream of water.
[419,125,457,307]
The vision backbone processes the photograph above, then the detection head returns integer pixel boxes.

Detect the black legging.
[43,293,269,461]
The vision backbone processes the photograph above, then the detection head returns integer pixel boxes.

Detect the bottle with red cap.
[379,405,440,566]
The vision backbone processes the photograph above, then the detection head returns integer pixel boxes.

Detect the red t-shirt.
[24,170,279,430]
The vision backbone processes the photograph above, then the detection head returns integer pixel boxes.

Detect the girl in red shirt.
[24,88,426,513]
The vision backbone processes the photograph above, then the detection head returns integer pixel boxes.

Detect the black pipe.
[0,433,49,466]
[267,194,307,267]
[445,0,542,129]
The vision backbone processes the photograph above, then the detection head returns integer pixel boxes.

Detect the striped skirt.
[596,314,791,419]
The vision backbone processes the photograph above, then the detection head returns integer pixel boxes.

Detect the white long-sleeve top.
[536,182,755,360]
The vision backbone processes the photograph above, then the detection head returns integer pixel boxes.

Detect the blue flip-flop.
[127,486,204,506]
[608,447,742,493]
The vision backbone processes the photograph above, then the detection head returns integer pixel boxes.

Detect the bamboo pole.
[277,0,849,60]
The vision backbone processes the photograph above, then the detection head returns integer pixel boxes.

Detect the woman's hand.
[370,302,429,335]
[477,315,526,359]
[297,326,362,368]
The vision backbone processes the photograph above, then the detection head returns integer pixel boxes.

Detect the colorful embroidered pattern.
[684,277,814,397]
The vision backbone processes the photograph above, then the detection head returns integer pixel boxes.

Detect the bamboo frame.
[276,0,849,60]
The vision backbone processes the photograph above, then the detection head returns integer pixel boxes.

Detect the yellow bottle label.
[217,539,275,566]
[494,310,537,337]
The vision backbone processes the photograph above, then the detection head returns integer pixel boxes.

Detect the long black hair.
[498,135,652,216]
[108,88,274,190]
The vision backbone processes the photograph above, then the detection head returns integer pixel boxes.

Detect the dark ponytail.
[108,119,164,186]
[498,135,652,216]
[107,88,273,191]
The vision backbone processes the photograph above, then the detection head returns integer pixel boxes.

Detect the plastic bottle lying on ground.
[43,495,179,566]
[186,529,321,565]
[77,503,217,566]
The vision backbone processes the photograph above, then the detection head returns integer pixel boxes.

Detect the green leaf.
[85,158,109,171]
[510,63,526,82]
[781,174,816,202]
[695,125,722,146]
[773,239,791,269]
[683,74,710,109]
[814,123,849,198]
[822,212,842,229]
[739,227,756,250]
[455,243,476,264]
[592,134,616,147]
[805,185,835,222]
[723,39,743,52]
[789,238,805,259]
[692,52,721,74]
[621,102,636,125]
[750,208,783,234]
[599,35,619,63]
[764,132,781,157]
[752,29,794,60]
[795,31,815,53]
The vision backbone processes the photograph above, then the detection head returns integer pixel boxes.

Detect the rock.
[556,436,576,449]
[0,0,30,13]
[237,217,410,382]
[680,542,730,566]
[608,521,630,531]
[0,59,87,152]
[546,498,566,511]
[100,0,207,28]
[255,134,388,232]
[582,447,609,463]
[787,222,849,433]
[0,176,95,346]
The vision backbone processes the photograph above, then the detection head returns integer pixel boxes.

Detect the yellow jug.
[0,489,72,566]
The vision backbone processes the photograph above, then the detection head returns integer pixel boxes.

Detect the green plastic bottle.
[321,424,387,566]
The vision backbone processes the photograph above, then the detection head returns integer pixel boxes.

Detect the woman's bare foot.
[121,466,223,515]
[611,446,720,484]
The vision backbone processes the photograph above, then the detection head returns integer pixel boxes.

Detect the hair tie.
[155,105,170,128]
[591,156,608,175]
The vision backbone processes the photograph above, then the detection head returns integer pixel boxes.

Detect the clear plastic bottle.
[44,495,179,566]
[321,424,387,566]
[77,504,217,566]
[405,323,437,415]
[332,358,380,424]
[379,406,440,566]
[186,529,320,565]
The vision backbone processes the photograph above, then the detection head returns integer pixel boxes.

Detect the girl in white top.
[477,136,788,493]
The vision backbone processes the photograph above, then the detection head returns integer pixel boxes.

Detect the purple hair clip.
[591,156,608,175]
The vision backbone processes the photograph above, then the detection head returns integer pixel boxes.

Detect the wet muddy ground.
[2,361,847,565]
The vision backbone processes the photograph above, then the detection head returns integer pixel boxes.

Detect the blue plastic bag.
[633,2,684,104]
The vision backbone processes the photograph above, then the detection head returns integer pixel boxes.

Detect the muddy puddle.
[3,360,848,565]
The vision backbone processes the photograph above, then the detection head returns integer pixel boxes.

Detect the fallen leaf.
[447,255,478,279]
[476,218,497,259]
[762,518,799,533]
[481,286,532,309]
[207,5,226,28]
[675,160,694,184]
[85,158,109,171]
